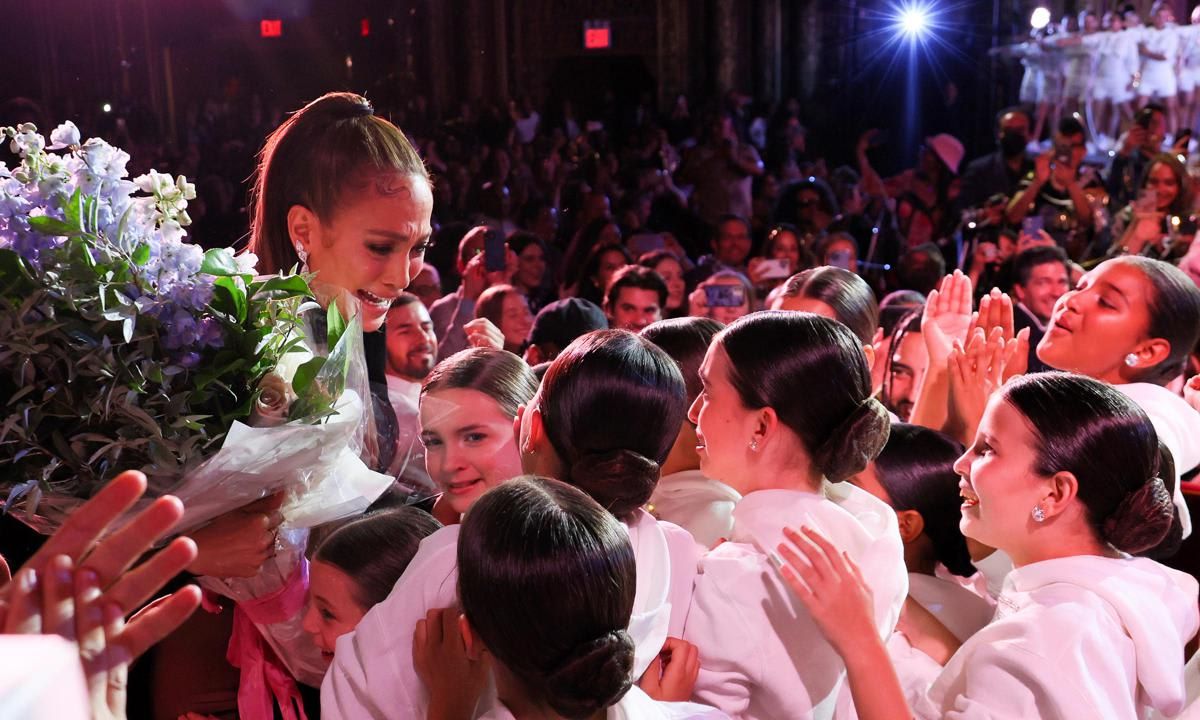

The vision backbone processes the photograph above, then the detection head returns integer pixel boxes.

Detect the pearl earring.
[1032,504,1046,523]
[1124,353,1138,367]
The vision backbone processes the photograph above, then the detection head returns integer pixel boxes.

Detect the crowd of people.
[3,41,1200,719]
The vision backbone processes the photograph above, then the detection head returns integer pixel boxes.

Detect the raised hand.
[968,287,1029,381]
[1185,375,1200,414]
[463,317,505,351]
[947,328,1005,445]
[921,271,974,363]
[638,637,701,702]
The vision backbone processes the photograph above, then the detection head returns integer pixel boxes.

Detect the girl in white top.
[454,477,728,720]
[322,331,703,719]
[779,373,1199,720]
[1095,13,1138,143]
[1139,3,1182,131]
[682,312,907,720]
[1060,11,1101,115]
[1179,9,1200,142]
[1036,256,1200,546]
[642,317,742,549]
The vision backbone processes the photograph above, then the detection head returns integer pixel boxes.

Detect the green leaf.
[28,215,81,237]
[249,274,311,298]
[199,248,239,277]
[131,242,151,266]
[290,357,326,395]
[326,300,346,351]
[212,276,248,324]
[62,188,83,227]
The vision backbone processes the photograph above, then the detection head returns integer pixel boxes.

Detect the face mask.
[1000,131,1028,157]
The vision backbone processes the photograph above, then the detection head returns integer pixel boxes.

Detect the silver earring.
[1032,504,1046,523]
[749,439,759,451]
[293,243,309,267]
[1124,353,1138,367]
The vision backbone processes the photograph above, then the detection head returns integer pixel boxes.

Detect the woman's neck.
[1007,529,1117,568]
[739,456,822,495]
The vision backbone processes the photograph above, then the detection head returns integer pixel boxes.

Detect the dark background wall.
[2,0,1192,168]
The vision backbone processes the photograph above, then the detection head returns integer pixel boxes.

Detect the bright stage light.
[899,6,929,37]
[102,103,112,113]
[1030,7,1051,30]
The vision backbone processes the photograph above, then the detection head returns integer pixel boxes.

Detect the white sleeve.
[683,562,761,719]
[321,526,461,720]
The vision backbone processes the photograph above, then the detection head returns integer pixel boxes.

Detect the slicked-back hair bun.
[539,330,687,520]
[718,311,890,482]
[1001,372,1175,555]
[458,478,637,719]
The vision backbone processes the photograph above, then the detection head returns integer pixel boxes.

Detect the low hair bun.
[568,449,660,519]
[814,397,891,482]
[543,630,635,719]
[1103,476,1175,555]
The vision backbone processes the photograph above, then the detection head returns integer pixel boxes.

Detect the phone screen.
[705,284,746,308]
[1021,216,1044,236]
[484,230,507,272]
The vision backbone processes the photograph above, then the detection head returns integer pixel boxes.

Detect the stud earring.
[1124,353,1138,367]
[749,439,759,452]
[1032,504,1046,523]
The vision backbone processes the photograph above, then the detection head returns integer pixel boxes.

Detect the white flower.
[235,252,260,275]
[47,121,81,150]
[9,125,45,157]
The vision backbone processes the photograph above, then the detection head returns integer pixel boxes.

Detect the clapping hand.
[639,637,701,702]
[922,271,974,362]
[947,328,1006,446]
[970,287,1030,380]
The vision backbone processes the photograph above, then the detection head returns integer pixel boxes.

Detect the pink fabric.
[226,558,310,720]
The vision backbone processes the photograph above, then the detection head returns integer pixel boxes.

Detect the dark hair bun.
[814,398,891,482]
[1103,476,1175,554]
[543,630,635,719]
[569,449,660,518]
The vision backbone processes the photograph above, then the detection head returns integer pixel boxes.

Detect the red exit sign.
[260,19,283,37]
[584,20,610,49]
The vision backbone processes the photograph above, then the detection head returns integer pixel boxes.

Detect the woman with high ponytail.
[458,478,727,719]
[776,372,1199,720]
[681,310,905,719]
[324,330,706,719]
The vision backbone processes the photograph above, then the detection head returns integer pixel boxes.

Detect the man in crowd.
[604,265,668,333]
[1010,245,1071,372]
[959,107,1035,210]
[1106,102,1168,209]
[676,112,763,225]
[687,214,754,286]
[523,298,609,368]
[385,294,438,493]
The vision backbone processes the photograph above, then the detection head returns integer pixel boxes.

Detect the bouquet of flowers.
[0,120,395,685]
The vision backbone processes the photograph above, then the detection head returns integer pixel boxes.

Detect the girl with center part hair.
[458,477,729,719]
[418,347,538,524]
[682,311,905,720]
[323,330,702,719]
[779,373,1198,719]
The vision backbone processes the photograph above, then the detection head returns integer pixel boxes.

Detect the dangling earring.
[1124,353,1138,367]
[293,242,309,270]
[749,438,759,452]
[1031,504,1046,523]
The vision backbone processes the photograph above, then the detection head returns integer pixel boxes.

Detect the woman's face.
[421,388,524,516]
[598,222,622,246]
[302,560,367,663]
[1037,261,1155,383]
[500,293,535,349]
[594,249,628,291]
[299,173,434,332]
[770,231,802,267]
[654,257,687,309]
[1145,162,1179,212]
[688,343,758,493]
[516,243,547,290]
[953,396,1049,556]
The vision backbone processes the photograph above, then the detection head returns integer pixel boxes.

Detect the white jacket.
[1116,382,1199,539]
[321,509,700,719]
[683,483,908,720]
[477,686,730,720]
[917,554,1200,719]
[649,469,741,549]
